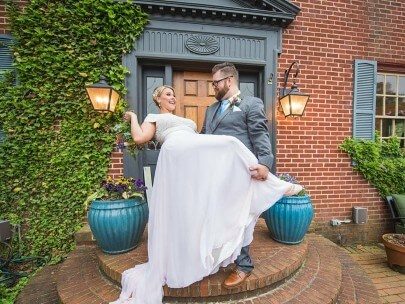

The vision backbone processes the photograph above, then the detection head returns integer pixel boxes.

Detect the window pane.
[386,75,397,95]
[396,119,405,137]
[146,77,163,115]
[385,96,396,116]
[377,74,384,94]
[398,97,405,117]
[382,119,393,137]
[240,82,255,97]
[375,118,382,134]
[399,76,405,96]
[376,96,383,115]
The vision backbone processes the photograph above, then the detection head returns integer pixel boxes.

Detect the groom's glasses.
[212,75,233,87]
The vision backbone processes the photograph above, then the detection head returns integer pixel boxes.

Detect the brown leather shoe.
[223,269,251,289]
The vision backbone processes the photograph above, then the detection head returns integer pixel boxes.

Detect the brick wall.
[277,0,405,243]
[0,1,28,34]
[107,150,124,179]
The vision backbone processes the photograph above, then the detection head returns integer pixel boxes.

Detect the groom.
[201,62,274,288]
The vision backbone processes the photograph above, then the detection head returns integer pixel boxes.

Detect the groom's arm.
[246,98,274,170]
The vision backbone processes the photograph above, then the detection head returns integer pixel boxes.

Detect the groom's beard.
[215,86,230,101]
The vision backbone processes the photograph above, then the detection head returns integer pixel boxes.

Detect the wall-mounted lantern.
[279,62,309,118]
[85,76,120,112]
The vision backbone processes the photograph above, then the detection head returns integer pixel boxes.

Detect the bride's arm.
[125,111,156,144]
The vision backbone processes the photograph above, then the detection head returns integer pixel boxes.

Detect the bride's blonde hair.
[152,85,175,108]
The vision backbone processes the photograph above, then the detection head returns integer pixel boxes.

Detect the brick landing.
[15,264,60,304]
[57,246,120,303]
[346,245,405,304]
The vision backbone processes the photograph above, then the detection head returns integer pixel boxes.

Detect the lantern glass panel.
[109,89,120,112]
[290,94,309,115]
[86,87,110,111]
[280,95,291,116]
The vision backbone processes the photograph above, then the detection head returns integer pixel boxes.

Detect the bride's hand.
[124,111,136,122]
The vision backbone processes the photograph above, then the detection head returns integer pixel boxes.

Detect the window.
[376,73,405,147]
[146,76,163,115]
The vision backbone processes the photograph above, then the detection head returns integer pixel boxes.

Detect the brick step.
[167,235,343,304]
[57,235,359,304]
[74,223,96,246]
[215,238,381,304]
[335,247,381,304]
[251,235,342,304]
[97,220,308,301]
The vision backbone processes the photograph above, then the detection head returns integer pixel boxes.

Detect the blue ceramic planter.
[88,198,148,254]
[263,195,313,244]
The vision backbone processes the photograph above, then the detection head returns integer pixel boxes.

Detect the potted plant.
[262,174,313,244]
[382,233,405,274]
[85,177,148,254]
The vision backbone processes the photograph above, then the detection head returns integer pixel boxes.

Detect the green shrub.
[340,136,405,196]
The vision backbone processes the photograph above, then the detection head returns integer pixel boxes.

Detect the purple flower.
[135,179,144,188]
[277,173,299,184]
[116,141,125,150]
[104,183,115,191]
[100,177,147,200]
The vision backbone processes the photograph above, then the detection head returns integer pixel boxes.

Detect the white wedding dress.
[111,113,293,304]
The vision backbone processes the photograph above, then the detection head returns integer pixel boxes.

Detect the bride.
[110,85,302,304]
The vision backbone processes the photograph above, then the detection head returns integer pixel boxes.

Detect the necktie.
[219,100,229,115]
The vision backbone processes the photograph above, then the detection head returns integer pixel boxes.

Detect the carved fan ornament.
[185,35,219,55]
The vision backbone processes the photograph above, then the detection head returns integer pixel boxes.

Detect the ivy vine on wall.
[340,136,405,197]
[0,0,148,262]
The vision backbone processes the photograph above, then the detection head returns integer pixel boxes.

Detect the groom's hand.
[249,164,269,181]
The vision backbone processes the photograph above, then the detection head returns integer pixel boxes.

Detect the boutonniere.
[229,90,242,110]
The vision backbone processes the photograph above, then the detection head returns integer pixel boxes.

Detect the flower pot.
[88,198,148,254]
[382,233,405,274]
[263,195,313,244]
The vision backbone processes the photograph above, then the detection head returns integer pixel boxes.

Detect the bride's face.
[158,88,176,113]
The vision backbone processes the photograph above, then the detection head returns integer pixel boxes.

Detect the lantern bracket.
[281,61,300,97]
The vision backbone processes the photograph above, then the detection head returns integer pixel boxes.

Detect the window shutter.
[0,130,5,143]
[0,35,13,143]
[353,59,377,139]
[0,35,14,81]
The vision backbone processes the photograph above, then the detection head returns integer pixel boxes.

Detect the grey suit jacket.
[201,96,274,169]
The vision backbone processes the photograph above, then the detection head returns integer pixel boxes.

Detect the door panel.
[173,71,215,132]
[173,71,260,132]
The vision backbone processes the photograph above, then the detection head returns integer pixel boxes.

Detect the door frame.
[123,19,282,178]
